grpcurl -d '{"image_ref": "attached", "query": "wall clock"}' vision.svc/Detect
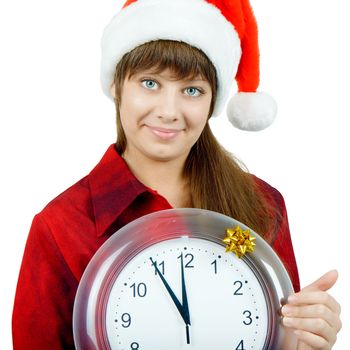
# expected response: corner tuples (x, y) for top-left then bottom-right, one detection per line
(73, 208), (295, 349)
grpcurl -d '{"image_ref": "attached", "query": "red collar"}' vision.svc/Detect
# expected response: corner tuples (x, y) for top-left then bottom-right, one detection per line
(88, 144), (150, 237)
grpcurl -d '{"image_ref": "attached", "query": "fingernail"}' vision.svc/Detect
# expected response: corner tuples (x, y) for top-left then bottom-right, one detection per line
(281, 305), (292, 316)
(283, 317), (294, 326)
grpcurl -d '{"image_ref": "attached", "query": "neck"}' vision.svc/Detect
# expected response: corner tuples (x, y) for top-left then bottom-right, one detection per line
(121, 148), (191, 207)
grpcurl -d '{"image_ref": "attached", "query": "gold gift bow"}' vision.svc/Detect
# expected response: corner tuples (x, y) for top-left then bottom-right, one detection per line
(223, 225), (256, 258)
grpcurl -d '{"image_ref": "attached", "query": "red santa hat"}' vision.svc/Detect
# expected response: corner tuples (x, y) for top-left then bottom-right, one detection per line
(100, 0), (277, 131)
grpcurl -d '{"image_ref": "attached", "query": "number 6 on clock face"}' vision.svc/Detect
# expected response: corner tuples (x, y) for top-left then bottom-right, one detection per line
(73, 208), (294, 349)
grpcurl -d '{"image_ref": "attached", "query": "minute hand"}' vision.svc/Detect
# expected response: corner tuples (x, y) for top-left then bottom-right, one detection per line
(150, 257), (187, 323)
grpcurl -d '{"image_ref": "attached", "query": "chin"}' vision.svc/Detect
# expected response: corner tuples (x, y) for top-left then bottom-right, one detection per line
(149, 153), (177, 162)
(144, 148), (182, 163)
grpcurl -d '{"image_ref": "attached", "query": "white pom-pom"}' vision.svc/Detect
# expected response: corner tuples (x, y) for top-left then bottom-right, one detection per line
(227, 92), (277, 131)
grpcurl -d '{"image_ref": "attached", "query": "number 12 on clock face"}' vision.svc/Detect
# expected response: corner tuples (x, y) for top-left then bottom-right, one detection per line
(105, 237), (270, 350)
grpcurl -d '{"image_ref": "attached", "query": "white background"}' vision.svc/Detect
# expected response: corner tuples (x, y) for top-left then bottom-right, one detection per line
(0, 0), (349, 349)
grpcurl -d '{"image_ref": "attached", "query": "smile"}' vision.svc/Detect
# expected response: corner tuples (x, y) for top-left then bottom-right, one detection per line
(146, 126), (182, 140)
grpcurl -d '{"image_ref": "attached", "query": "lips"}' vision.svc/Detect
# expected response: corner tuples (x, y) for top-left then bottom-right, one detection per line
(146, 125), (183, 140)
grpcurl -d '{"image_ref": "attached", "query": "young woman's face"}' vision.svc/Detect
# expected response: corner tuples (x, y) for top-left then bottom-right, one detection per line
(113, 68), (212, 163)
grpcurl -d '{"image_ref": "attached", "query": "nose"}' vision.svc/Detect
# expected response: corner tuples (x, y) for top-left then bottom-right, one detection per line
(156, 88), (180, 122)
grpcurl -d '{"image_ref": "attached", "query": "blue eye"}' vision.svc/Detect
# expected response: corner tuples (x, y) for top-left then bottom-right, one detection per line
(185, 87), (201, 97)
(141, 79), (157, 89)
(141, 79), (203, 97)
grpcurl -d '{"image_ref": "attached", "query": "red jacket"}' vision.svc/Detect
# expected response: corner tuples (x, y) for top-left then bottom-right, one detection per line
(12, 144), (300, 349)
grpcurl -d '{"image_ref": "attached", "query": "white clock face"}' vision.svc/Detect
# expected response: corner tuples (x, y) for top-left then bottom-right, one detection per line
(105, 236), (269, 350)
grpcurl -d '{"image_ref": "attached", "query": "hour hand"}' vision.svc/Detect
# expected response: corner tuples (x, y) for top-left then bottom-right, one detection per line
(180, 254), (191, 344)
(181, 255), (191, 324)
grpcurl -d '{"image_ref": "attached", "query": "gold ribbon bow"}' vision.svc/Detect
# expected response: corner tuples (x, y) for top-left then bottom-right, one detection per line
(223, 225), (256, 258)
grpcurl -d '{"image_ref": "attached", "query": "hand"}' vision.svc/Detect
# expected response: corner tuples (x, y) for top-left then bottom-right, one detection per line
(150, 256), (192, 344)
(281, 270), (342, 350)
(150, 257), (186, 322)
(180, 253), (191, 344)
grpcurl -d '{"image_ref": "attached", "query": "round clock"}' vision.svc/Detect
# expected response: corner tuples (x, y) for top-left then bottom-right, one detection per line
(73, 208), (295, 350)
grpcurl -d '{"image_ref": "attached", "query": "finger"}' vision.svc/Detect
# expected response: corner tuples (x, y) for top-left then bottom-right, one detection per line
(301, 270), (338, 293)
(294, 329), (336, 350)
(288, 291), (341, 316)
(296, 340), (314, 350)
(283, 317), (337, 346)
(281, 304), (342, 331)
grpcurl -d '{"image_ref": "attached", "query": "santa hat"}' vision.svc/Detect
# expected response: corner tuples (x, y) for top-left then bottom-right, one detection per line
(100, 0), (277, 131)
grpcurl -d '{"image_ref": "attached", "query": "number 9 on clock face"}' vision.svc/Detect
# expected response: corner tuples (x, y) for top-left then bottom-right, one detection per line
(73, 208), (294, 350)
(105, 237), (269, 349)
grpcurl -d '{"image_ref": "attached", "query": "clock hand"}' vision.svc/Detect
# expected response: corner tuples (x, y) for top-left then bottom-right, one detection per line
(180, 254), (191, 344)
(149, 257), (187, 324)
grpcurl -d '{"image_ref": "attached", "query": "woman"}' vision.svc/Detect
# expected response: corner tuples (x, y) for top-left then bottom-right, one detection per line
(12, 0), (341, 349)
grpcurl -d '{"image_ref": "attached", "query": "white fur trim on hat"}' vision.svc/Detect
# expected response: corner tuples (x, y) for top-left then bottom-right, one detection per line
(100, 0), (241, 118)
(227, 92), (277, 131)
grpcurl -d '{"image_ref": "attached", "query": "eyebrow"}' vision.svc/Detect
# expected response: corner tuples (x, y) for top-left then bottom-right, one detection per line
(182, 77), (207, 82)
(137, 71), (207, 83)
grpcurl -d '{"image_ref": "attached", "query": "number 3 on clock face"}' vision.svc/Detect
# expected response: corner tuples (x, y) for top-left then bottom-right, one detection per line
(73, 208), (293, 350)
(105, 237), (269, 349)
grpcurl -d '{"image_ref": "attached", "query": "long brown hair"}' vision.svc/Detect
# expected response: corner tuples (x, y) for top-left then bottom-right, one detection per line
(112, 40), (279, 242)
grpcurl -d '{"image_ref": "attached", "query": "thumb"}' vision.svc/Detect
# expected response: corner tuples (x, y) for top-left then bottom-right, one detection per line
(301, 269), (338, 292)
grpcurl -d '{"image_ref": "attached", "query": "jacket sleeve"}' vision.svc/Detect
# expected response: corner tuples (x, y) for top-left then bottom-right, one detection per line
(271, 193), (301, 292)
(12, 213), (78, 349)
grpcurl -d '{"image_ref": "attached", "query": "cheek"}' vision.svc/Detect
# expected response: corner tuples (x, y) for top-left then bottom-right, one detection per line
(121, 94), (146, 115)
(121, 82), (150, 112)
(187, 95), (211, 124)
(120, 95), (150, 130)
(186, 105), (210, 131)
